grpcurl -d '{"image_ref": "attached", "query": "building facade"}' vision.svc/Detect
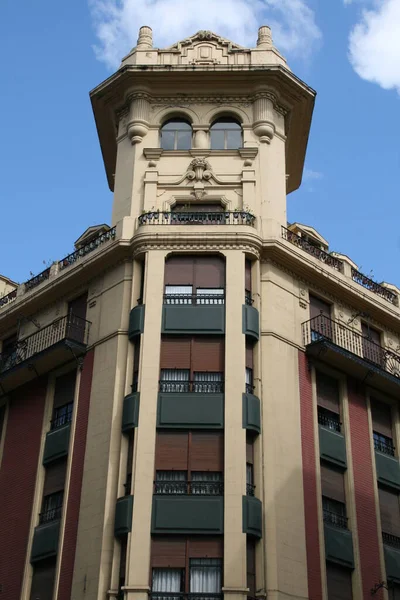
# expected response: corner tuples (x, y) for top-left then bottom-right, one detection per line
(0, 25), (400, 600)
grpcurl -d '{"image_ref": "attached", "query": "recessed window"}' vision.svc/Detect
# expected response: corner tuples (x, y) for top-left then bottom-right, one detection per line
(160, 119), (192, 150)
(210, 118), (242, 150)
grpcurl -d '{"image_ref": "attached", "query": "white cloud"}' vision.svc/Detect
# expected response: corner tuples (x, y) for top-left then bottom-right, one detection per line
(348, 0), (400, 93)
(89, 0), (321, 69)
(303, 168), (323, 181)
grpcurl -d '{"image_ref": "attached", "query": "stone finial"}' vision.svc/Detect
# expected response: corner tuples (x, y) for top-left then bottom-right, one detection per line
(257, 25), (273, 48)
(137, 26), (153, 49)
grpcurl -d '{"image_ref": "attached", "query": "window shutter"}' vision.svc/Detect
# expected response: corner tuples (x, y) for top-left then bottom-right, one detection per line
(361, 323), (381, 345)
(188, 538), (224, 558)
(43, 459), (67, 496)
(321, 464), (345, 503)
(160, 337), (191, 369)
(245, 260), (252, 292)
(155, 432), (189, 470)
(192, 338), (224, 372)
(246, 440), (254, 465)
(53, 370), (77, 409)
(379, 487), (400, 536)
(326, 562), (353, 600)
(246, 539), (256, 597)
(309, 295), (331, 319)
(29, 558), (56, 600)
(371, 399), (393, 438)
(68, 293), (88, 320)
(316, 372), (340, 414)
(194, 256), (225, 288)
(164, 256), (195, 286)
(246, 341), (254, 370)
(190, 432), (224, 471)
(151, 537), (186, 567)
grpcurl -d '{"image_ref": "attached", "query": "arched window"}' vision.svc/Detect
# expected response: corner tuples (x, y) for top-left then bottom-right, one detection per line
(160, 119), (192, 150)
(210, 118), (242, 150)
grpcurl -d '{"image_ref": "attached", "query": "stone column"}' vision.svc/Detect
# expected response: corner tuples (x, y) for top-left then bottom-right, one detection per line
(124, 250), (166, 600)
(127, 93), (151, 145)
(223, 250), (248, 600)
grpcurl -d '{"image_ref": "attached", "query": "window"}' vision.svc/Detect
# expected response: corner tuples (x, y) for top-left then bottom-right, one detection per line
(321, 463), (347, 529)
(374, 432), (395, 456)
(361, 322), (383, 365)
(155, 471), (187, 495)
(152, 568), (183, 599)
(246, 463), (254, 496)
(326, 562), (353, 600)
(245, 368), (254, 395)
(309, 295), (332, 341)
(51, 370), (76, 430)
(29, 558), (57, 600)
(193, 372), (223, 393)
(154, 471), (223, 496)
(164, 256), (225, 304)
(322, 496), (347, 529)
(371, 398), (395, 456)
(51, 402), (73, 430)
(210, 119), (242, 150)
(165, 285), (193, 305)
(190, 558), (222, 594)
(379, 486), (400, 540)
(39, 491), (63, 524)
(161, 119), (192, 150)
(245, 259), (252, 305)
(316, 372), (341, 432)
(160, 369), (190, 393)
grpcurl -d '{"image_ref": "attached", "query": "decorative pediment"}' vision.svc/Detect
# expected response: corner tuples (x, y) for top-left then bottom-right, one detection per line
(164, 30), (248, 65)
(288, 222), (329, 249)
(74, 224), (111, 249)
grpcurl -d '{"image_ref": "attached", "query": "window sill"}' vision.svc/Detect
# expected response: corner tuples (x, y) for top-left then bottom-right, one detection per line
(143, 148), (258, 159)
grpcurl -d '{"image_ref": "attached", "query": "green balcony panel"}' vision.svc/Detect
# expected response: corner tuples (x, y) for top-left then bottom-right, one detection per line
(42, 423), (71, 466)
(319, 426), (347, 469)
(375, 451), (400, 491)
(122, 393), (140, 433)
(151, 496), (224, 534)
(162, 305), (225, 335)
(242, 393), (261, 434)
(128, 305), (145, 340)
(157, 393), (224, 429)
(242, 496), (262, 539)
(242, 305), (259, 341)
(31, 520), (61, 563)
(384, 544), (400, 585)
(324, 524), (354, 569)
(114, 495), (134, 538)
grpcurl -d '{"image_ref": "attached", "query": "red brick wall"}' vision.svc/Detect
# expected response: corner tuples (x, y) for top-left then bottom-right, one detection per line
(298, 351), (323, 599)
(57, 349), (94, 600)
(0, 377), (47, 599)
(347, 378), (383, 599)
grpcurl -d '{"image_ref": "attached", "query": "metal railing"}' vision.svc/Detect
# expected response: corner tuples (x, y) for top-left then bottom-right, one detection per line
(318, 408), (341, 433)
(281, 227), (343, 271)
(374, 434), (395, 457)
(138, 211), (255, 227)
(245, 290), (253, 306)
(38, 504), (63, 525)
(323, 509), (348, 530)
(50, 402), (74, 430)
(0, 288), (17, 308)
(159, 380), (224, 393)
(0, 314), (91, 374)
(59, 226), (116, 270)
(150, 593), (222, 600)
(154, 480), (224, 495)
(302, 315), (400, 379)
(163, 293), (225, 305)
(24, 268), (51, 292)
(245, 383), (255, 395)
(246, 483), (256, 496)
(351, 268), (397, 305)
(382, 531), (400, 549)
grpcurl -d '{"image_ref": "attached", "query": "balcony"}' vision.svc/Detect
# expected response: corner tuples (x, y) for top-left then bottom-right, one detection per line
(43, 421), (71, 466)
(150, 594), (222, 600)
(30, 507), (62, 563)
(162, 293), (225, 335)
(351, 268), (397, 305)
(374, 448), (400, 491)
(151, 480), (224, 534)
(128, 303), (145, 339)
(318, 409), (347, 468)
(242, 391), (261, 435)
(242, 304), (259, 342)
(281, 226), (343, 272)
(138, 210), (255, 227)
(302, 315), (400, 396)
(0, 315), (91, 392)
(114, 495), (134, 538)
(157, 380), (224, 429)
(121, 392), (140, 433)
(242, 495), (262, 539)
(58, 226), (116, 270)
(0, 288), (17, 308)
(383, 532), (400, 584)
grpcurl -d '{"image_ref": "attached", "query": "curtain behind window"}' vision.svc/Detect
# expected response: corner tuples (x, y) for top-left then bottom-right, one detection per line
(190, 558), (222, 594)
(155, 471), (187, 494)
(193, 372), (222, 393)
(191, 472), (223, 495)
(165, 285), (193, 304)
(152, 568), (183, 597)
(160, 369), (190, 392)
(196, 288), (224, 305)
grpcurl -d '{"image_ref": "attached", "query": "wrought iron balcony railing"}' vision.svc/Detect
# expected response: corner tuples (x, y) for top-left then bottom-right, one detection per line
(317, 408), (341, 433)
(281, 227), (343, 271)
(138, 211), (255, 227)
(245, 383), (255, 395)
(302, 315), (400, 379)
(25, 268), (51, 292)
(373, 433), (395, 457)
(245, 290), (253, 306)
(0, 288), (17, 308)
(150, 593), (223, 600)
(382, 531), (400, 549)
(246, 483), (256, 497)
(50, 402), (74, 430)
(351, 268), (397, 305)
(0, 314), (91, 375)
(38, 504), (63, 525)
(154, 480), (224, 495)
(163, 293), (225, 305)
(323, 509), (348, 530)
(159, 380), (224, 394)
(59, 226), (117, 270)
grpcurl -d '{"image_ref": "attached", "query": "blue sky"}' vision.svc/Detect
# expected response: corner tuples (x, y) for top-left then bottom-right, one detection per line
(1, 0), (399, 287)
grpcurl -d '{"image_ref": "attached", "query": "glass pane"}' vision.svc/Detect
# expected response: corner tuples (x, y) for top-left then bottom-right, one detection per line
(163, 120), (191, 131)
(211, 119), (240, 130)
(210, 130), (225, 150)
(155, 471), (187, 494)
(226, 129), (242, 149)
(161, 130), (175, 150)
(152, 568), (183, 592)
(190, 559), (222, 593)
(196, 288), (224, 305)
(165, 285), (193, 304)
(160, 369), (190, 392)
(191, 472), (223, 495)
(176, 130), (192, 150)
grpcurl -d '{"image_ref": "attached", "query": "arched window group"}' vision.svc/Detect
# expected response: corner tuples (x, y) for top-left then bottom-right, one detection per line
(160, 118), (242, 151)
